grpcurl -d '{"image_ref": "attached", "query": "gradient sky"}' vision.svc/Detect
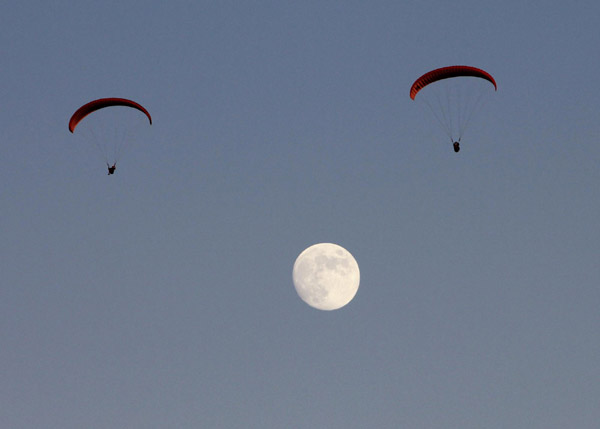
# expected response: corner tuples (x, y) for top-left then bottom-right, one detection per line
(2, 1), (599, 428)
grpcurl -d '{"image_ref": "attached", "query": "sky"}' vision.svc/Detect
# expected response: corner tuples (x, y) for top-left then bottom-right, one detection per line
(2, 1), (599, 427)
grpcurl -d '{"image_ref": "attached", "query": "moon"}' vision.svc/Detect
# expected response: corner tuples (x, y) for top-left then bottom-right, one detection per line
(292, 243), (360, 310)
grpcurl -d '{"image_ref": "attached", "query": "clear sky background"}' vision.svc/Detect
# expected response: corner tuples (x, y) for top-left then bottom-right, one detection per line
(2, 1), (599, 428)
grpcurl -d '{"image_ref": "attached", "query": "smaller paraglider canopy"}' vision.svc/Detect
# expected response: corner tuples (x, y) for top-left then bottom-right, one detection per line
(69, 98), (152, 133)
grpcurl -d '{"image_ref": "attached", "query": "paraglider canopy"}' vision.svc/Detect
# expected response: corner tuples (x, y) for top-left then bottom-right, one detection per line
(68, 98), (152, 171)
(410, 65), (497, 147)
(410, 66), (497, 100)
(69, 98), (152, 133)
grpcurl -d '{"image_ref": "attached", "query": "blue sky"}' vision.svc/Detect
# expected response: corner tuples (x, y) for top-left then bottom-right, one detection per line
(2, 1), (599, 427)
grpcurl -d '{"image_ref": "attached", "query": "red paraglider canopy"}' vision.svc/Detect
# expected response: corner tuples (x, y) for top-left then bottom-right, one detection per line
(410, 66), (497, 100)
(69, 98), (152, 133)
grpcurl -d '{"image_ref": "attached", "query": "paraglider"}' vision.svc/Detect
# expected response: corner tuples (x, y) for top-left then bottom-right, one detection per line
(410, 66), (496, 153)
(69, 98), (152, 173)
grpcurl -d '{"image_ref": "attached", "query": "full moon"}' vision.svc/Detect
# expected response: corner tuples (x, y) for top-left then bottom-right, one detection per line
(292, 243), (360, 311)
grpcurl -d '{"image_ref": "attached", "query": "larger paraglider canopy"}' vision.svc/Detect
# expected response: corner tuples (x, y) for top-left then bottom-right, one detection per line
(69, 98), (152, 133)
(410, 66), (497, 100)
